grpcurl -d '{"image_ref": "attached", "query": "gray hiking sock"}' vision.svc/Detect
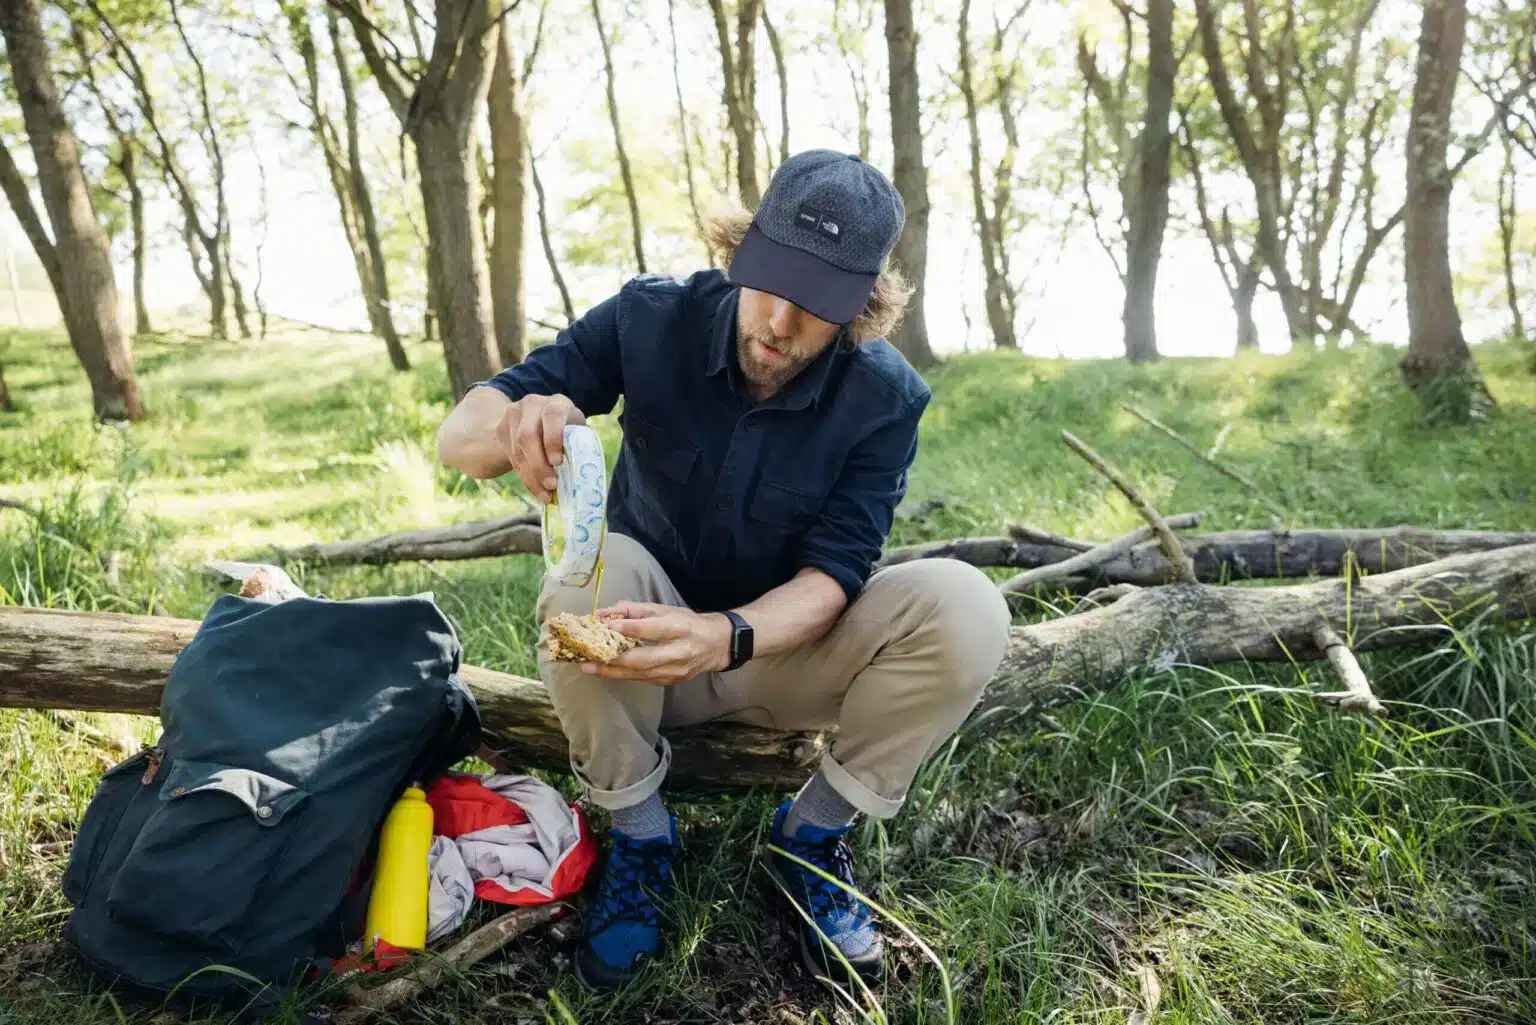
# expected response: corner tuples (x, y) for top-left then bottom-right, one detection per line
(783, 770), (858, 837)
(609, 791), (672, 841)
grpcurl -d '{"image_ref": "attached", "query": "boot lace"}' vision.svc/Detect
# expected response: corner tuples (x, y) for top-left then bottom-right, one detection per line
(587, 833), (672, 932)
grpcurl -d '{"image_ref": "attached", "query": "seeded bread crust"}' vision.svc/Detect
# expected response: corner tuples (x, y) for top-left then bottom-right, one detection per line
(545, 612), (640, 663)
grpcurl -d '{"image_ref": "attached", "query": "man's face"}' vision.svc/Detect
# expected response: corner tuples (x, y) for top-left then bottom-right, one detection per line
(735, 287), (842, 398)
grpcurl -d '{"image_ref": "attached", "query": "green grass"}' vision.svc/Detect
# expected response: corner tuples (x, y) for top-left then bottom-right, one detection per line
(2, 324), (1535, 1024)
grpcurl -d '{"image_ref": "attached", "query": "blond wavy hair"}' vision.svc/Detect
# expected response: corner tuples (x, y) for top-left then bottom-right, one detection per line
(702, 203), (912, 343)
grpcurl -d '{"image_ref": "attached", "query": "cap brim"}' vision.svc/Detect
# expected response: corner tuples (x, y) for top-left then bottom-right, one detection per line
(728, 224), (875, 326)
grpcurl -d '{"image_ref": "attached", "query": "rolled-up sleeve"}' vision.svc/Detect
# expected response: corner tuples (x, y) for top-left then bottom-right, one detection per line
(798, 394), (928, 605)
(477, 293), (624, 417)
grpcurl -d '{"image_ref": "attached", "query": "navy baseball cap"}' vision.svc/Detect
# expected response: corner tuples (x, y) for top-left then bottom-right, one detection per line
(728, 149), (905, 326)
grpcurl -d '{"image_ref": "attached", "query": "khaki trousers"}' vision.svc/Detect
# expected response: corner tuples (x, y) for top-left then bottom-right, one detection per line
(535, 533), (1011, 820)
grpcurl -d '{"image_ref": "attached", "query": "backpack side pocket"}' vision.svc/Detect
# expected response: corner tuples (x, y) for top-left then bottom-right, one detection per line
(104, 760), (309, 952)
(61, 748), (156, 906)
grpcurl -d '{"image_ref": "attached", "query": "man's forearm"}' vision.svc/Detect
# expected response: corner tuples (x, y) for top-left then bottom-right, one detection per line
(729, 567), (849, 661)
(437, 385), (513, 479)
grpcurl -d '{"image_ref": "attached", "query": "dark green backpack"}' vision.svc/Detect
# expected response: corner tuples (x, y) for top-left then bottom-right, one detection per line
(60, 592), (483, 1015)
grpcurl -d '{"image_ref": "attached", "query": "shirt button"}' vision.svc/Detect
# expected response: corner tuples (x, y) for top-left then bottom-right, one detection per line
(256, 806), (274, 820)
(169, 786), (186, 797)
(635, 436), (648, 450)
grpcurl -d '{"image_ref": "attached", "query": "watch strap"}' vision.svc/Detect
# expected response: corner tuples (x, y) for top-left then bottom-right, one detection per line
(720, 610), (753, 671)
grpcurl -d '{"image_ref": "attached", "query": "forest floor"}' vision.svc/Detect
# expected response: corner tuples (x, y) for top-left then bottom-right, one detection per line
(3, 323), (1536, 1024)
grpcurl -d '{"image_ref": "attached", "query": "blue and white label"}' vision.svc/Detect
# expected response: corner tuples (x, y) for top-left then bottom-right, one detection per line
(542, 425), (607, 587)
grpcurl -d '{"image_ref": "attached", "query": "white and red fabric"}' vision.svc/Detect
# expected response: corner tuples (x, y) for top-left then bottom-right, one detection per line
(422, 773), (597, 938)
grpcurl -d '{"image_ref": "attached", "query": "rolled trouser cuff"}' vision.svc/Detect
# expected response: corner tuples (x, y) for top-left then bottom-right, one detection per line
(819, 752), (904, 820)
(572, 736), (671, 811)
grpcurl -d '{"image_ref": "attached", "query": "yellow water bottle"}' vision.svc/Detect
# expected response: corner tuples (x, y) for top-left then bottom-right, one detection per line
(364, 785), (433, 954)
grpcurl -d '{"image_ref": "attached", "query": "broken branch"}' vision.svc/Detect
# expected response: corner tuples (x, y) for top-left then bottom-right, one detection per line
(1061, 430), (1199, 584)
(1122, 404), (1289, 525)
(1005, 523), (1097, 552)
(1311, 623), (1386, 715)
(339, 903), (566, 1022)
(999, 512), (1203, 596)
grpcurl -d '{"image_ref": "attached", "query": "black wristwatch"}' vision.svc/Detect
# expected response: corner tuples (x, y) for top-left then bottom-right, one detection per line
(719, 610), (754, 671)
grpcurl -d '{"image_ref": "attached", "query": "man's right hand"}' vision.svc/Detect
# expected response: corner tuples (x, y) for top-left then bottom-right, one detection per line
(498, 393), (586, 504)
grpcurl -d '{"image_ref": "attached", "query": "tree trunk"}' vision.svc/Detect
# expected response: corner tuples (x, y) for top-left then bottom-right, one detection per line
(328, 7), (406, 369)
(170, 0), (243, 342)
(123, 142), (151, 336)
(590, 0), (647, 273)
(0, 0), (143, 421)
(7, 543), (1536, 791)
(707, 0), (762, 208)
(330, 0), (499, 399)
(958, 0), (1012, 350)
(488, 17), (529, 368)
(226, 237), (252, 341)
(669, 0), (708, 258)
(762, 3), (789, 165)
(883, 0), (936, 368)
(530, 147), (576, 323)
(1400, 0), (1491, 422)
(1497, 132), (1525, 342)
(1122, 0), (1175, 365)
(1234, 262), (1260, 350)
(417, 120), (501, 401)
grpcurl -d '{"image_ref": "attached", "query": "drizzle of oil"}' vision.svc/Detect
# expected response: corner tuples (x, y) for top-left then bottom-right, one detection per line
(590, 557), (605, 619)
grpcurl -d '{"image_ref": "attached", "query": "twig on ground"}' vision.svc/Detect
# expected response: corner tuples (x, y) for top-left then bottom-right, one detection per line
(1207, 422), (1233, 459)
(999, 512), (1202, 596)
(1311, 624), (1386, 715)
(338, 903), (567, 1021)
(1006, 523), (1096, 552)
(0, 497), (41, 517)
(1123, 404), (1289, 525)
(1061, 430), (1199, 584)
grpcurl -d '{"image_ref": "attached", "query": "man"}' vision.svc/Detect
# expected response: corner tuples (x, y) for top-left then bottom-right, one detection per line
(437, 150), (1010, 990)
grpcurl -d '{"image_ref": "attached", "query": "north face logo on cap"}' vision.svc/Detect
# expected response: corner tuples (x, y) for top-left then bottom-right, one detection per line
(796, 203), (843, 244)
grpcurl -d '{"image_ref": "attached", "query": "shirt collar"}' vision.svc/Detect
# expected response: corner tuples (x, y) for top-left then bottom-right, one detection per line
(709, 286), (849, 410)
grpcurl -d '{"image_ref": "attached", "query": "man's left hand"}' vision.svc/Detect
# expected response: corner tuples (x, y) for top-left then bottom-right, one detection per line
(580, 602), (733, 685)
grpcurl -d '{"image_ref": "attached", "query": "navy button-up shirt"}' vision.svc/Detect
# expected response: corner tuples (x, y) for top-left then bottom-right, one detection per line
(479, 269), (930, 612)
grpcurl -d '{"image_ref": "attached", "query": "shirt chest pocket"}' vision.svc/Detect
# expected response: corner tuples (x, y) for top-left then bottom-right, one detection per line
(622, 412), (700, 523)
(748, 480), (824, 533)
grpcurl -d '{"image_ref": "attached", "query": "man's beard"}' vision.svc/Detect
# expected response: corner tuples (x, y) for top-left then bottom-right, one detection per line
(736, 324), (819, 395)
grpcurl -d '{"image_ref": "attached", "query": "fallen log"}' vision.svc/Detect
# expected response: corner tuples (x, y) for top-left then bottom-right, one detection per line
(973, 541), (1536, 723)
(3, 544), (1533, 791)
(0, 605), (826, 793)
(881, 526), (1536, 592)
(253, 512), (542, 567)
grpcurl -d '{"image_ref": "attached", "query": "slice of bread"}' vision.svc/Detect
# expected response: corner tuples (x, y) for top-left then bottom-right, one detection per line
(545, 612), (640, 664)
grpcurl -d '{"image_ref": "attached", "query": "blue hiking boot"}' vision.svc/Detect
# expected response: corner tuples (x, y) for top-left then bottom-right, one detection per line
(573, 818), (679, 991)
(766, 799), (885, 984)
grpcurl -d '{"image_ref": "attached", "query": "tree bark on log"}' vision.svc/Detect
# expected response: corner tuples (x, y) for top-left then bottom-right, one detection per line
(5, 544), (1534, 792)
(253, 513), (542, 566)
(884, 526), (1536, 591)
